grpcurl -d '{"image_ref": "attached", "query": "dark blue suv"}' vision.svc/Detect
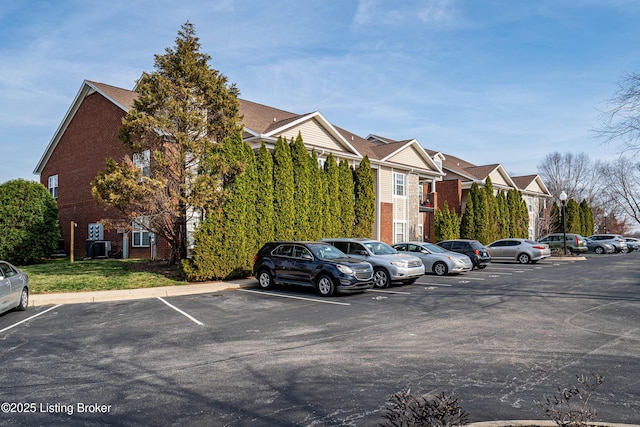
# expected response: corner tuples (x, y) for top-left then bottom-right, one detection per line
(253, 241), (374, 296)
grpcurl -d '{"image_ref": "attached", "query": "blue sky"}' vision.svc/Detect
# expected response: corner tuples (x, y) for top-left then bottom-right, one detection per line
(2, 0), (640, 184)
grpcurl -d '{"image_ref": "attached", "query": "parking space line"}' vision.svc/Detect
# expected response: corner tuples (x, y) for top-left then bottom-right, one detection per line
(367, 289), (412, 295)
(239, 289), (351, 306)
(0, 304), (62, 334)
(423, 283), (453, 287)
(157, 297), (204, 325)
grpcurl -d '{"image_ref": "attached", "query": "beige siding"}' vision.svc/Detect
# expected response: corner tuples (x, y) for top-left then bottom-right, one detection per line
(489, 170), (510, 187)
(525, 180), (545, 195)
(387, 145), (435, 171)
(379, 167), (393, 203)
(279, 119), (349, 154)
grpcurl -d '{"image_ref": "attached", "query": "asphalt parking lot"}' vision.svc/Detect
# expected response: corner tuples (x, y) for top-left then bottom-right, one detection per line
(1, 252), (639, 426)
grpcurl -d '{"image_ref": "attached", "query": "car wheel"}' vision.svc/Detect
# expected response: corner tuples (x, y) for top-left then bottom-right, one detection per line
(373, 268), (390, 288)
(257, 269), (274, 290)
(17, 287), (28, 311)
(433, 262), (448, 276)
(517, 253), (530, 264)
(594, 246), (604, 254)
(316, 275), (335, 297)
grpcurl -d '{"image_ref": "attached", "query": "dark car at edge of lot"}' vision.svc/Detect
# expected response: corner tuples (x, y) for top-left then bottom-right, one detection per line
(0, 260), (29, 315)
(253, 241), (374, 297)
(436, 239), (491, 269)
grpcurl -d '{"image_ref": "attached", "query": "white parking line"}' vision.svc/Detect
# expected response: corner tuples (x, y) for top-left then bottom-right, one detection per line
(423, 283), (453, 287)
(158, 297), (204, 325)
(0, 304), (62, 333)
(367, 289), (412, 295)
(239, 289), (351, 306)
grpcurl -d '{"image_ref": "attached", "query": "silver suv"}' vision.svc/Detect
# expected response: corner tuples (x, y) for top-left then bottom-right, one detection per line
(587, 234), (628, 253)
(321, 238), (425, 288)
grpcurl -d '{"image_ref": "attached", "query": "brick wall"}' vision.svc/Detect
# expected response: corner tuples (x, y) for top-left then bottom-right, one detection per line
(380, 202), (393, 244)
(437, 180), (462, 213)
(40, 92), (171, 260)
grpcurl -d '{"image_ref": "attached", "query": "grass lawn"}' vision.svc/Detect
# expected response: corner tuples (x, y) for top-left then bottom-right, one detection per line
(21, 258), (187, 294)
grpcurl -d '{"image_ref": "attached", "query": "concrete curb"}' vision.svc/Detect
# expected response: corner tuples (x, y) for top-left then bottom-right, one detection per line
(29, 278), (257, 307)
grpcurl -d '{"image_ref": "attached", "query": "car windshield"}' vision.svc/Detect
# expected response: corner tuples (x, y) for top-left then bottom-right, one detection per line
(308, 244), (347, 260)
(364, 241), (397, 255)
(422, 243), (447, 253)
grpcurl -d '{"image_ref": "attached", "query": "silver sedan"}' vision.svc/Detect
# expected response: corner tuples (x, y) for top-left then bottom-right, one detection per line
(0, 261), (29, 315)
(392, 242), (473, 276)
(487, 238), (551, 264)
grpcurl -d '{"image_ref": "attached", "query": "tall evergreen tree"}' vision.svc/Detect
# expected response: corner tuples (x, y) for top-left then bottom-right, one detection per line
(290, 134), (311, 239)
(460, 193), (476, 239)
(580, 199), (594, 237)
(353, 156), (375, 238)
(472, 183), (489, 243)
(324, 154), (341, 237)
(183, 133), (251, 280)
(273, 136), (295, 239)
(550, 201), (561, 234)
(92, 22), (241, 265)
(338, 160), (355, 237)
(309, 150), (328, 239)
(434, 201), (459, 241)
(566, 198), (582, 234)
(496, 190), (510, 238)
(255, 142), (274, 246)
(483, 177), (500, 243)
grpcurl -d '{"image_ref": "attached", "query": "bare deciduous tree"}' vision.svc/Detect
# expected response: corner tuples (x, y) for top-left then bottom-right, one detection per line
(597, 157), (640, 229)
(537, 152), (599, 202)
(596, 72), (640, 155)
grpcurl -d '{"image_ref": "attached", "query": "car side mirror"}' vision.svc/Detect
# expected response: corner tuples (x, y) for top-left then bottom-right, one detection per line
(421, 250), (429, 254)
(357, 250), (368, 256)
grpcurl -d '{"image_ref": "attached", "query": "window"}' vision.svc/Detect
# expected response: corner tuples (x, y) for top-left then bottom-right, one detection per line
(48, 175), (58, 199)
(527, 197), (534, 213)
(132, 217), (150, 247)
(393, 173), (406, 196)
(133, 150), (151, 177)
(393, 221), (407, 244)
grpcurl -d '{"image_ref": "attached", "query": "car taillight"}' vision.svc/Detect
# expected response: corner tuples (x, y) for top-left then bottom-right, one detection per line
(533, 245), (546, 250)
(253, 255), (259, 263)
(574, 235), (580, 244)
(473, 249), (480, 255)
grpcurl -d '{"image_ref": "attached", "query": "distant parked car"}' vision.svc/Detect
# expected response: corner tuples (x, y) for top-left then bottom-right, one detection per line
(487, 238), (551, 264)
(623, 237), (639, 252)
(538, 233), (588, 254)
(587, 234), (628, 253)
(436, 239), (491, 269)
(392, 242), (473, 276)
(584, 238), (615, 254)
(252, 241), (374, 296)
(321, 238), (425, 288)
(0, 261), (29, 315)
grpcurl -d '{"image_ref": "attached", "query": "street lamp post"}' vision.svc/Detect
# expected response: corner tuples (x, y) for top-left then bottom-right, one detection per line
(604, 211), (608, 234)
(559, 191), (568, 256)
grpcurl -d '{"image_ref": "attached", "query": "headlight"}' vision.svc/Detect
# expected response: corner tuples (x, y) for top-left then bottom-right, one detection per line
(390, 261), (408, 268)
(336, 264), (354, 275)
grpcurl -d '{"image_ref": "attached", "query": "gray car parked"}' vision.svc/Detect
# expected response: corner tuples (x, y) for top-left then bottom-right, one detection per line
(587, 234), (628, 253)
(487, 238), (551, 264)
(321, 238), (425, 288)
(0, 261), (29, 315)
(392, 242), (473, 276)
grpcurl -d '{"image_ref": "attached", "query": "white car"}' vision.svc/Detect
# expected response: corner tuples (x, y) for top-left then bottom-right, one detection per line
(393, 242), (473, 276)
(0, 261), (29, 315)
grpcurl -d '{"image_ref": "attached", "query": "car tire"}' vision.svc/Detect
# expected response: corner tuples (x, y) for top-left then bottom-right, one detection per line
(16, 287), (28, 311)
(433, 262), (448, 276)
(373, 268), (390, 288)
(257, 269), (274, 290)
(477, 264), (487, 269)
(316, 275), (335, 297)
(517, 253), (530, 264)
(594, 246), (604, 254)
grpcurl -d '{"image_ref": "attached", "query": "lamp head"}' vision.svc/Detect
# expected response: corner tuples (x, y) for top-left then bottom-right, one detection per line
(559, 190), (567, 202)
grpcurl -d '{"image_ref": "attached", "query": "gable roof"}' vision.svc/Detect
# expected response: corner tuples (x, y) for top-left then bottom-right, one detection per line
(512, 174), (551, 197)
(35, 79), (443, 179)
(34, 80), (134, 175)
